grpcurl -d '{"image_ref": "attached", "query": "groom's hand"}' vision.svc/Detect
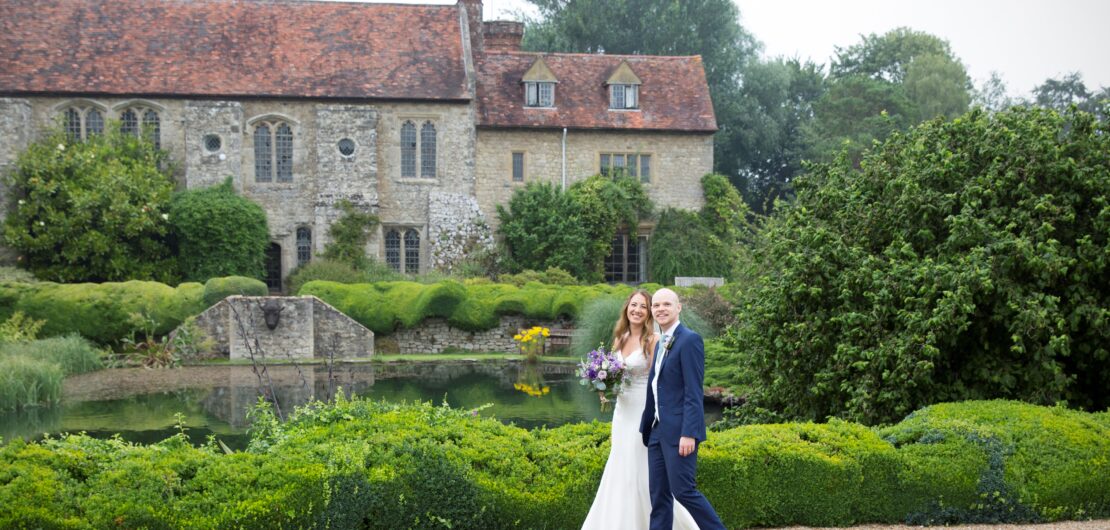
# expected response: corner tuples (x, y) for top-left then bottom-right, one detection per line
(678, 436), (695, 457)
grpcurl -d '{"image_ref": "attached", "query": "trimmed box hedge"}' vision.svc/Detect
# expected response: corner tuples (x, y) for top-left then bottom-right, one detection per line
(0, 399), (1105, 528)
(299, 280), (664, 335)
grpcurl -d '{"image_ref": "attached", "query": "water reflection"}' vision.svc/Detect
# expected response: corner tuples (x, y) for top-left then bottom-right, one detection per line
(1, 362), (722, 450)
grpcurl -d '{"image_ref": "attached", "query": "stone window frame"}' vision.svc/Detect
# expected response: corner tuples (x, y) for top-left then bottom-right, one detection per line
(511, 151), (526, 182)
(113, 100), (165, 150)
(382, 225), (422, 274)
(296, 226), (312, 267)
(248, 113), (300, 184)
(55, 100), (108, 141)
(599, 151), (653, 183)
(399, 116), (439, 180)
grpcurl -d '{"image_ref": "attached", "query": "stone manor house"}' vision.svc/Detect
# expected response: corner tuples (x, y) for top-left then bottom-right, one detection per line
(0, 0), (716, 289)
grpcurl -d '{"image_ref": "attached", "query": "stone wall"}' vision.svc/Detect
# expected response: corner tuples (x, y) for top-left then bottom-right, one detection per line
(474, 129), (714, 232)
(0, 98), (32, 264)
(386, 315), (573, 354)
(191, 295), (374, 360)
(427, 191), (494, 272)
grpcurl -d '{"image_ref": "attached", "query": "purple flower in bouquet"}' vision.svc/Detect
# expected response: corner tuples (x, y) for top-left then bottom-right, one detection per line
(576, 345), (628, 411)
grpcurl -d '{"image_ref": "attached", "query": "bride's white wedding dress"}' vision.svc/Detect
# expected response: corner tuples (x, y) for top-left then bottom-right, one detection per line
(581, 348), (700, 530)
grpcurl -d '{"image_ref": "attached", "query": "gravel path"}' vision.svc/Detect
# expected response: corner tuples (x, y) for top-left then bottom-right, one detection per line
(770, 521), (1110, 530)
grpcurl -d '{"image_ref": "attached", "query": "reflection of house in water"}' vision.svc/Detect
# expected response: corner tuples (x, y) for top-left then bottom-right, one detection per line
(201, 365), (378, 428)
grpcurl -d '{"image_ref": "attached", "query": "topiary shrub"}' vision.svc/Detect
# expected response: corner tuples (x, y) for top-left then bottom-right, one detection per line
(202, 276), (269, 307)
(287, 259), (368, 295)
(168, 178), (269, 282)
(0, 280), (206, 344)
(3, 128), (178, 283)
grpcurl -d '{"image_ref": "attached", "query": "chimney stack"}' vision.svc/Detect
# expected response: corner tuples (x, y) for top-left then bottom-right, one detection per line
(458, 0), (483, 52)
(483, 21), (524, 52)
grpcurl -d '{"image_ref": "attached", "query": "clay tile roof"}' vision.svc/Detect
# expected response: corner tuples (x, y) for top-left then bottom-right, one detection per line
(0, 0), (471, 101)
(477, 51), (716, 133)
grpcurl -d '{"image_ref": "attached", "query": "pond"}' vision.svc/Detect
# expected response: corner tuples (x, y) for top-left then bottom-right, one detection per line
(0, 361), (723, 450)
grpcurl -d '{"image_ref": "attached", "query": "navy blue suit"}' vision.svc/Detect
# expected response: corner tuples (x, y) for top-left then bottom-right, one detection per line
(640, 323), (725, 530)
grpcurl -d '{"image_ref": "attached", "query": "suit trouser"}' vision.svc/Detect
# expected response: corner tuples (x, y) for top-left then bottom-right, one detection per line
(647, 426), (727, 530)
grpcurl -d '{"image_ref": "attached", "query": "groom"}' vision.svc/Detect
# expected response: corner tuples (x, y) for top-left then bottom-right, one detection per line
(640, 288), (726, 530)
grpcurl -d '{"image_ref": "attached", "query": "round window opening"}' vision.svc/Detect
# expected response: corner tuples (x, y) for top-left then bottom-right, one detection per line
(338, 138), (356, 157)
(204, 134), (222, 153)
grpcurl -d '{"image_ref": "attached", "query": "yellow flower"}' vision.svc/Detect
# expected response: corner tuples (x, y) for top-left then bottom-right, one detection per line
(513, 334), (522, 341)
(541, 329), (550, 337)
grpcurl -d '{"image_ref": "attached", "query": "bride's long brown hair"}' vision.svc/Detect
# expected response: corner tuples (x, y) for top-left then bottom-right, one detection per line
(612, 290), (654, 353)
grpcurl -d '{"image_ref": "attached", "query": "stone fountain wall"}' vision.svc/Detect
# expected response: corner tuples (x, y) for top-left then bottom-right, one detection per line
(192, 295), (374, 360)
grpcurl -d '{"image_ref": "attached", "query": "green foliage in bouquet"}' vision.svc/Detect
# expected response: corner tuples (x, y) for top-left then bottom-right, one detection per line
(3, 127), (178, 283)
(728, 106), (1110, 425)
(168, 178), (270, 282)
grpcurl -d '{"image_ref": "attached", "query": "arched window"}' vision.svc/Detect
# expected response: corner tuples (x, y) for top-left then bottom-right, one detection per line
(64, 108), (82, 140)
(404, 229), (420, 274)
(119, 107), (161, 150)
(296, 227), (312, 267)
(385, 229), (401, 271)
(120, 109), (139, 137)
(85, 109), (104, 136)
(420, 122), (436, 178)
(254, 125), (272, 182)
(142, 109), (161, 150)
(254, 120), (294, 183)
(400, 121), (416, 178)
(61, 105), (106, 141)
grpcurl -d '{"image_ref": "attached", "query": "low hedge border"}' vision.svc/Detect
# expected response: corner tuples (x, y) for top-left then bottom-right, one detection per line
(0, 399), (1105, 528)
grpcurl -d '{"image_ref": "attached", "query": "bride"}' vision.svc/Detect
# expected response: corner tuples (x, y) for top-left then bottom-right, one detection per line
(581, 290), (699, 529)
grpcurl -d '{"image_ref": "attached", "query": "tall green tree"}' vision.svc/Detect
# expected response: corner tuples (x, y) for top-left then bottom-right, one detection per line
(1032, 72), (1091, 111)
(726, 58), (826, 213)
(972, 71), (1015, 112)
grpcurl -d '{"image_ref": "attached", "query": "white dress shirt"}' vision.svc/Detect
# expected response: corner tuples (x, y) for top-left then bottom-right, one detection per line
(653, 320), (680, 423)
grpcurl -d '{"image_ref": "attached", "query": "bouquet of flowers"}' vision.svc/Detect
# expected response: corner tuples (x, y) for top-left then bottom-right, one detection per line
(576, 346), (627, 411)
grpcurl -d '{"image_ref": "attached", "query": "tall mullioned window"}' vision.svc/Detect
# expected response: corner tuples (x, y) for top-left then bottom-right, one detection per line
(401, 121), (417, 177)
(120, 107), (161, 150)
(384, 227), (421, 273)
(62, 105), (105, 141)
(296, 227), (312, 267)
(254, 120), (294, 183)
(420, 121), (436, 178)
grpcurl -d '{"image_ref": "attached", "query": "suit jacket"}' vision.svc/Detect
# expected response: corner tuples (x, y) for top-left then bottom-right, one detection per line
(640, 323), (707, 446)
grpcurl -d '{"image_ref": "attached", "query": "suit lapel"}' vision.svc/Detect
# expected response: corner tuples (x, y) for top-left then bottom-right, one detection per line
(659, 323), (683, 373)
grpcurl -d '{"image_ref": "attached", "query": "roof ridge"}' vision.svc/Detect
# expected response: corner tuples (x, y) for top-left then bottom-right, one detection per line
(482, 50), (703, 61)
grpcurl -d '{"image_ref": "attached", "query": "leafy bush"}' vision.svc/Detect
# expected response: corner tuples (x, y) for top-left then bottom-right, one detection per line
(680, 287), (737, 335)
(566, 175), (653, 282)
(202, 275), (269, 307)
(320, 200), (380, 270)
(497, 182), (593, 280)
(498, 267), (579, 287)
(168, 178), (269, 282)
(649, 208), (730, 285)
(0, 279), (206, 344)
(3, 128), (178, 283)
(729, 106), (1110, 425)
(0, 311), (44, 343)
(287, 258), (368, 295)
(0, 399), (1104, 528)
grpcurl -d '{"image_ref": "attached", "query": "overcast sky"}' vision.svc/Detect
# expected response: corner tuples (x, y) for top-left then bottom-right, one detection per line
(363, 0), (1110, 99)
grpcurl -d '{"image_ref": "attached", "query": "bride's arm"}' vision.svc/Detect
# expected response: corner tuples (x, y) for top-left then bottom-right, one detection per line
(646, 333), (659, 365)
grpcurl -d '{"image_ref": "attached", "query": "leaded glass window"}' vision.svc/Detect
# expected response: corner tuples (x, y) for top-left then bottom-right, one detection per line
(385, 229), (401, 271)
(142, 109), (161, 150)
(420, 122), (436, 178)
(400, 121), (416, 177)
(538, 82), (554, 107)
(64, 108), (81, 140)
(610, 84), (638, 109)
(85, 109), (104, 137)
(524, 82), (555, 107)
(404, 229), (420, 274)
(296, 227), (312, 267)
(275, 123), (293, 182)
(512, 152), (524, 182)
(605, 232), (648, 284)
(120, 109), (139, 137)
(600, 153), (652, 181)
(610, 84), (625, 109)
(254, 125), (272, 182)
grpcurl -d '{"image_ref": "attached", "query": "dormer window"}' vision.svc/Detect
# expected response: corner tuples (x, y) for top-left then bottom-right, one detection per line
(606, 60), (643, 111)
(610, 84), (638, 109)
(525, 82), (555, 107)
(522, 56), (558, 109)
